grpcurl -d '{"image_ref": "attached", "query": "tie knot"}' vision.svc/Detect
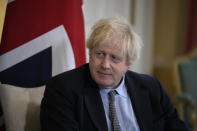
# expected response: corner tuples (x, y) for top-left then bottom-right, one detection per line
(108, 90), (117, 100)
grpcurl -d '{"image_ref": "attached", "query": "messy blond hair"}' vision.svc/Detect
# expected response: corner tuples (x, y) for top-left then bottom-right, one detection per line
(87, 17), (142, 65)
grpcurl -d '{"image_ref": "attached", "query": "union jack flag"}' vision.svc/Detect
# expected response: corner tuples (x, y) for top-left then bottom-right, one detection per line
(0, 0), (86, 130)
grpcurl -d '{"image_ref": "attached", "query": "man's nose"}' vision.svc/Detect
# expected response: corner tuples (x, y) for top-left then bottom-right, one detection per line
(101, 56), (110, 69)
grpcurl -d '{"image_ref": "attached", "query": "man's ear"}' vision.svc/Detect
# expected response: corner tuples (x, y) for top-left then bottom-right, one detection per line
(126, 63), (131, 70)
(127, 66), (131, 70)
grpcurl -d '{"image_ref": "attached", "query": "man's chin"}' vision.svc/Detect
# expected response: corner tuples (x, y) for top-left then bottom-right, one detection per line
(97, 82), (115, 89)
(93, 77), (116, 88)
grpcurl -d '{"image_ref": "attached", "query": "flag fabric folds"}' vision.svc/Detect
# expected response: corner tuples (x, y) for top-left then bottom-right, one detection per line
(0, 0), (86, 130)
(0, 0), (86, 87)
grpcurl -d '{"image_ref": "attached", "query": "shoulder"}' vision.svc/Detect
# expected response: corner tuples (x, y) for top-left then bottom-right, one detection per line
(125, 70), (161, 86)
(53, 64), (88, 82)
(125, 70), (166, 98)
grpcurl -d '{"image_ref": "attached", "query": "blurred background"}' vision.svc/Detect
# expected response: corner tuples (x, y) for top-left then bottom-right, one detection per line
(0, 0), (197, 130)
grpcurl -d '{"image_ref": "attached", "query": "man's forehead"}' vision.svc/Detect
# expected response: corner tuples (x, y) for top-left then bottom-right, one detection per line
(95, 43), (125, 57)
(100, 37), (123, 48)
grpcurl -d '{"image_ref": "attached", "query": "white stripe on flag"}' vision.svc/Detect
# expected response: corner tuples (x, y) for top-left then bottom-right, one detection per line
(8, 0), (15, 3)
(0, 25), (75, 76)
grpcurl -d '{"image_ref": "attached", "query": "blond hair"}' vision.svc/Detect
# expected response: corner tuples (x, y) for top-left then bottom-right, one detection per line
(87, 17), (142, 65)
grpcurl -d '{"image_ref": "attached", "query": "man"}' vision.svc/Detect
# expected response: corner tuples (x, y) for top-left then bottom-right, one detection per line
(40, 18), (190, 131)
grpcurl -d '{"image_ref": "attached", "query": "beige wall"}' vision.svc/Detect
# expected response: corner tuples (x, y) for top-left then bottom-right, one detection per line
(131, 0), (155, 74)
(153, 0), (189, 115)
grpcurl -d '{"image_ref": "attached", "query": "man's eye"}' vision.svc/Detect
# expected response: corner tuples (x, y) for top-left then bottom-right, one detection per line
(95, 52), (104, 58)
(111, 55), (121, 63)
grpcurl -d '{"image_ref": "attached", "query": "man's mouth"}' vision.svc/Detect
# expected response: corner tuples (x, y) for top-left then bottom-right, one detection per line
(97, 71), (111, 76)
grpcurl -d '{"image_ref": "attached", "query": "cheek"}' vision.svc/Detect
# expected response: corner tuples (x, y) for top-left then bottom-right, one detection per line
(90, 56), (100, 66)
(113, 66), (129, 76)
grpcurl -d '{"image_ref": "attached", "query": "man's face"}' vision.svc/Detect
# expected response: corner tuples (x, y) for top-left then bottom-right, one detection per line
(89, 40), (130, 89)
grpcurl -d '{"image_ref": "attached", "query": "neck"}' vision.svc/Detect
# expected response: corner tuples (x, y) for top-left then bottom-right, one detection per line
(99, 77), (124, 89)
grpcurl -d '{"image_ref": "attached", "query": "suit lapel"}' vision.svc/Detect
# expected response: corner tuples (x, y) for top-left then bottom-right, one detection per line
(84, 80), (108, 131)
(125, 74), (153, 131)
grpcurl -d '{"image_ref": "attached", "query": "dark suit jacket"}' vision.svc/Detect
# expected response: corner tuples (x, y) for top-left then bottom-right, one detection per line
(40, 64), (189, 131)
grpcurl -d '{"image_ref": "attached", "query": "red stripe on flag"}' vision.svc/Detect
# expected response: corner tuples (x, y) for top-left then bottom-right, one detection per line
(185, 0), (197, 53)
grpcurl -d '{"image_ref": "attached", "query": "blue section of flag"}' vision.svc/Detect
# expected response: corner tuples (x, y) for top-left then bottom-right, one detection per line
(0, 47), (52, 87)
